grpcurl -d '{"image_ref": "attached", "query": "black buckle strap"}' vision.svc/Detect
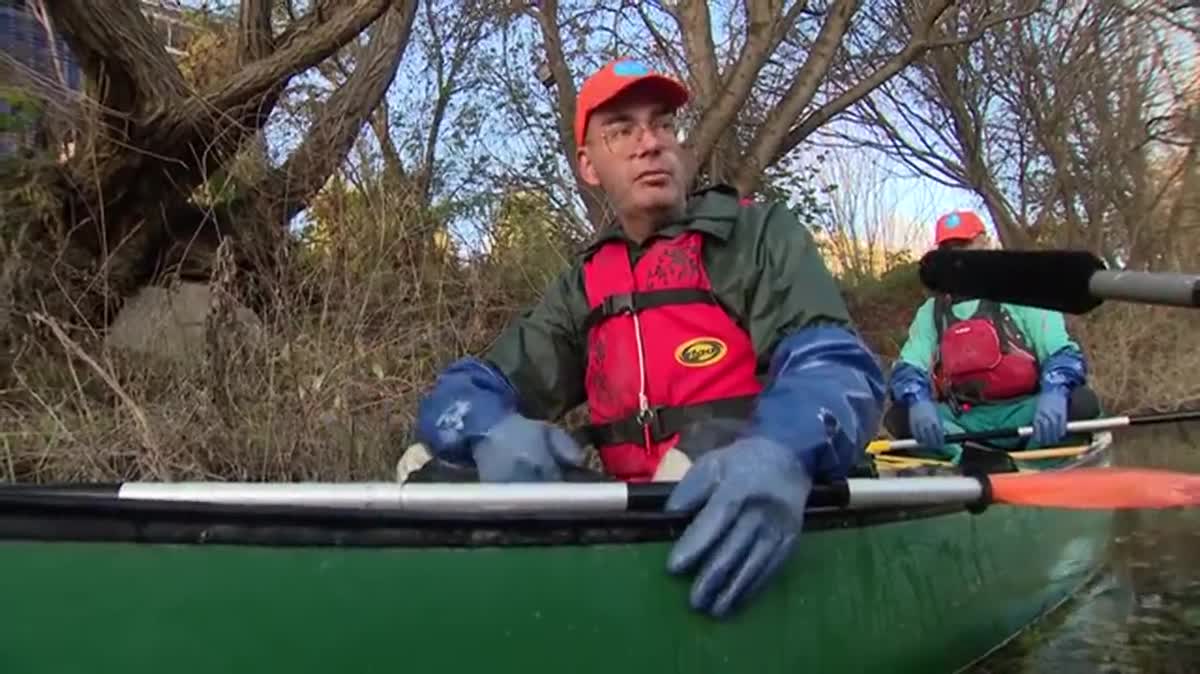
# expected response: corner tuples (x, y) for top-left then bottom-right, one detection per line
(582, 289), (718, 332)
(579, 395), (758, 447)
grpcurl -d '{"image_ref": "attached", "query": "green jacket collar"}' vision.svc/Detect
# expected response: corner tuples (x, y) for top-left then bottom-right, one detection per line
(579, 183), (742, 257)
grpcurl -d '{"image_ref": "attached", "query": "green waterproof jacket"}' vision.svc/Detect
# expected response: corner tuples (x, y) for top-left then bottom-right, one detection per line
(481, 184), (854, 421)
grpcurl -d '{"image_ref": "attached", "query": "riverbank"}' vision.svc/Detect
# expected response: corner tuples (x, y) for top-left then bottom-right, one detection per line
(2, 255), (1198, 483)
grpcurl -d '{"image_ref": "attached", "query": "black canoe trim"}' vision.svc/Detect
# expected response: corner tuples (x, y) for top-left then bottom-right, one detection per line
(0, 491), (961, 548)
(0, 440), (1109, 549)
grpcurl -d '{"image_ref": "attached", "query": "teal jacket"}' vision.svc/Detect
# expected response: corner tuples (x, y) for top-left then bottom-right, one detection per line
(888, 297), (1088, 406)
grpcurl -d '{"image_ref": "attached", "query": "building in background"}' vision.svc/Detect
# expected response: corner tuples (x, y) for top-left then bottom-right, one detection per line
(0, 0), (80, 157)
(0, 0), (197, 158)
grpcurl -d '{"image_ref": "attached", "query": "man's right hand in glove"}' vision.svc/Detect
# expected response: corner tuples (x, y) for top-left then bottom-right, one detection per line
(908, 399), (946, 449)
(470, 413), (587, 482)
(414, 357), (586, 482)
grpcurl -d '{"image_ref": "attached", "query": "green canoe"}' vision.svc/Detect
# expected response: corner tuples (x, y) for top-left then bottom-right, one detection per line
(0, 433), (1114, 674)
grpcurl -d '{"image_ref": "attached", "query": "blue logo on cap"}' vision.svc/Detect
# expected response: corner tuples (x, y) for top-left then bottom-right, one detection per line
(613, 60), (650, 77)
(945, 213), (961, 228)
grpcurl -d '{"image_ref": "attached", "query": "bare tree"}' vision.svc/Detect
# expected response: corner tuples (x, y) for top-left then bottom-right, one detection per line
(512, 0), (1035, 228)
(812, 150), (929, 284)
(2, 0), (418, 330)
(838, 0), (1197, 265)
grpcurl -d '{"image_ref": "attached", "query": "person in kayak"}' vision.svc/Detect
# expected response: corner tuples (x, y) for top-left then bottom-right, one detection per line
(408, 58), (886, 619)
(885, 210), (1101, 462)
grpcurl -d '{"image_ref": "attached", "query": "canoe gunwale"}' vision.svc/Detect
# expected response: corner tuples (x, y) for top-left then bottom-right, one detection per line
(0, 433), (1113, 549)
(0, 491), (972, 548)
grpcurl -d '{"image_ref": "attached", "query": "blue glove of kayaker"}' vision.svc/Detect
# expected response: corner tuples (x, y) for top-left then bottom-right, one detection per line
(414, 356), (586, 482)
(471, 413), (587, 482)
(1030, 346), (1087, 447)
(1031, 387), (1068, 447)
(665, 435), (811, 618)
(908, 399), (945, 449)
(664, 326), (885, 619)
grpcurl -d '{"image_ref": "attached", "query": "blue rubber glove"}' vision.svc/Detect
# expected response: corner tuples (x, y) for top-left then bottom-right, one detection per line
(1030, 346), (1086, 447)
(665, 436), (811, 618)
(888, 360), (935, 406)
(414, 356), (586, 481)
(664, 325), (885, 619)
(888, 361), (945, 448)
(1031, 387), (1068, 446)
(908, 399), (945, 449)
(470, 413), (587, 482)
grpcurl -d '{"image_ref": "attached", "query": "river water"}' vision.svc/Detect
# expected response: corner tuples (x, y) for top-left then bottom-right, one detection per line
(970, 422), (1200, 673)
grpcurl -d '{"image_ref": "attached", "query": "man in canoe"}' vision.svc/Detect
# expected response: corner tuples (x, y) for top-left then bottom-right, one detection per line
(885, 210), (1101, 462)
(407, 58), (886, 619)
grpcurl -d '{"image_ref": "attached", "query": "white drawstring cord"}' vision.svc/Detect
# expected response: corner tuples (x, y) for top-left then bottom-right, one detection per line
(632, 311), (650, 422)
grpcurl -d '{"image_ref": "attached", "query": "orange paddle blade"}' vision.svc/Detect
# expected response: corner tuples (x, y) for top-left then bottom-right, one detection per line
(990, 468), (1200, 509)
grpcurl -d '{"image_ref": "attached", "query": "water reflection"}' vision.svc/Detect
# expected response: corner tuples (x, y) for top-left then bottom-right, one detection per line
(970, 423), (1200, 673)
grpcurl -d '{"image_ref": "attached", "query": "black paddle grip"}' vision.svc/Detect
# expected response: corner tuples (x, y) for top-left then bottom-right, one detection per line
(626, 481), (850, 512)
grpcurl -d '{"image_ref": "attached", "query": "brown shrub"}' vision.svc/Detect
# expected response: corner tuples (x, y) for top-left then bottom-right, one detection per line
(1071, 304), (1200, 414)
(0, 186), (559, 482)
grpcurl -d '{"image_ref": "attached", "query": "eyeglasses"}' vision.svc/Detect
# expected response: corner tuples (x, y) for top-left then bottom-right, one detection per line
(597, 117), (680, 156)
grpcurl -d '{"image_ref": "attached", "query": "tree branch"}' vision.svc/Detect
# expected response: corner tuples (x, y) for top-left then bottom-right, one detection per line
(635, 3), (686, 82)
(369, 103), (409, 186)
(779, 3), (1038, 163)
(237, 0), (277, 65)
(732, 0), (860, 194)
(417, 2), (488, 204)
(275, 0), (340, 50)
(530, 0), (579, 164)
(683, 0), (794, 183)
(188, 0), (394, 117)
(47, 0), (191, 117)
(257, 1), (418, 227)
(529, 0), (607, 226)
(668, 0), (720, 104)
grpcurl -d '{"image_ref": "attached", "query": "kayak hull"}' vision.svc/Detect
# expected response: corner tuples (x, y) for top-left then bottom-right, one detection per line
(0, 436), (1114, 673)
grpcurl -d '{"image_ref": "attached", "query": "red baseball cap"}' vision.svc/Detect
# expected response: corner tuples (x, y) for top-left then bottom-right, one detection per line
(574, 58), (689, 148)
(934, 210), (987, 246)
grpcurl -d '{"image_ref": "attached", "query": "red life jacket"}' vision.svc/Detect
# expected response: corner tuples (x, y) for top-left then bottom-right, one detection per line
(579, 230), (762, 481)
(931, 296), (1040, 404)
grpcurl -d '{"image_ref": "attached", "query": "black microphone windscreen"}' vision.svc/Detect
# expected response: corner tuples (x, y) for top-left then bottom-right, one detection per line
(918, 249), (1105, 314)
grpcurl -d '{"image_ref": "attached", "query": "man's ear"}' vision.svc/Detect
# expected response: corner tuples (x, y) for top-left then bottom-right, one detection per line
(577, 146), (602, 187)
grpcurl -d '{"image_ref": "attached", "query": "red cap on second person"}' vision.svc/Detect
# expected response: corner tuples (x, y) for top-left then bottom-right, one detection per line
(934, 210), (987, 246)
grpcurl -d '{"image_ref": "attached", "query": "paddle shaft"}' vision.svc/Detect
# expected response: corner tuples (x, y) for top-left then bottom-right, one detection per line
(1089, 269), (1200, 309)
(0, 477), (989, 514)
(871, 409), (1200, 452)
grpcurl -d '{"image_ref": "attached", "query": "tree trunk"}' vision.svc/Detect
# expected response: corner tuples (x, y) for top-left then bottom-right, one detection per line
(15, 0), (415, 329)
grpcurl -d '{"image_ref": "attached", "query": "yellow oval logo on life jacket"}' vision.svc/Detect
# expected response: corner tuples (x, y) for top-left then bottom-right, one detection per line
(675, 337), (728, 367)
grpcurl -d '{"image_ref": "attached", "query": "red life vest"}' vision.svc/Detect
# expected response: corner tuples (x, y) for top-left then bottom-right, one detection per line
(931, 296), (1039, 404)
(579, 230), (762, 481)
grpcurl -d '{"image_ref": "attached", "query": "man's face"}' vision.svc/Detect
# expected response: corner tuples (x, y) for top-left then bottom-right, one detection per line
(940, 233), (992, 251)
(577, 85), (688, 219)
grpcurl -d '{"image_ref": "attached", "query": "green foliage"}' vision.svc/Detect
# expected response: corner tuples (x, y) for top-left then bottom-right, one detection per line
(839, 259), (926, 362)
(488, 189), (573, 295)
(760, 153), (834, 230)
(0, 87), (42, 133)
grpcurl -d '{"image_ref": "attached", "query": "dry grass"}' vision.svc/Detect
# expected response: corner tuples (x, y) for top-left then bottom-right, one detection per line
(0, 183), (549, 483)
(1072, 303), (1200, 414)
